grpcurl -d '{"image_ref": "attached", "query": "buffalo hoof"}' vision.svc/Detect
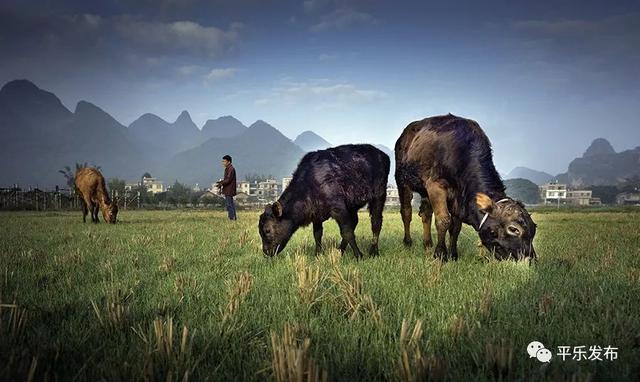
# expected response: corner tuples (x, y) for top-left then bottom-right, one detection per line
(403, 237), (413, 247)
(423, 240), (433, 249)
(434, 246), (448, 261)
(369, 245), (379, 257)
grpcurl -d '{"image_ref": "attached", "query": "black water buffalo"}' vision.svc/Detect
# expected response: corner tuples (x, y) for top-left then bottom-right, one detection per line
(395, 114), (536, 261)
(259, 144), (390, 258)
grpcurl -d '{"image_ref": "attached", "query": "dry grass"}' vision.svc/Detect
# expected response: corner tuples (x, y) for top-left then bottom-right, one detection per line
(0, 300), (28, 341)
(159, 255), (176, 274)
(270, 323), (328, 382)
(293, 255), (328, 310)
(397, 319), (446, 382)
(329, 267), (382, 325)
(484, 339), (514, 379)
(220, 271), (254, 330)
(90, 274), (134, 330)
(133, 316), (195, 382)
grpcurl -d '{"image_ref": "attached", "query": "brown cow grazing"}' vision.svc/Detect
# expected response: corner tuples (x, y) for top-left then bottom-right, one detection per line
(395, 114), (536, 261)
(75, 167), (118, 224)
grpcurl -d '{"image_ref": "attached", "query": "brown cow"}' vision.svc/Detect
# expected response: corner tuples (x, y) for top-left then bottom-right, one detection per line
(395, 114), (536, 261)
(75, 167), (118, 224)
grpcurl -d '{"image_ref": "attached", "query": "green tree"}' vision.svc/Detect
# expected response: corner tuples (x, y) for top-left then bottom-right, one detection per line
(619, 176), (640, 193)
(244, 173), (275, 182)
(167, 181), (192, 206)
(589, 185), (618, 204)
(504, 178), (540, 204)
(108, 178), (126, 197)
(58, 162), (101, 189)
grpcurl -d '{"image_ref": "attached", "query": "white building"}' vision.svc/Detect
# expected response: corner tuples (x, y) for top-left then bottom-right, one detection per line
(540, 182), (600, 206)
(566, 190), (592, 206)
(282, 177), (293, 194)
(540, 182), (567, 204)
(385, 185), (400, 206)
(236, 181), (251, 195)
(257, 179), (279, 200)
(616, 192), (640, 205)
(125, 176), (165, 194)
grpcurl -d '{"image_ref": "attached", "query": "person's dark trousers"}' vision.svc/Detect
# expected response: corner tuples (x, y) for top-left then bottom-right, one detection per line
(225, 195), (237, 220)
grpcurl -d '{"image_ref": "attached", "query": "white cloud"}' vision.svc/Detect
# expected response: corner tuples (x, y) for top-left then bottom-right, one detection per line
(176, 65), (201, 76)
(318, 53), (337, 61)
(114, 17), (242, 57)
(205, 67), (238, 83)
(256, 78), (386, 109)
(310, 8), (376, 32)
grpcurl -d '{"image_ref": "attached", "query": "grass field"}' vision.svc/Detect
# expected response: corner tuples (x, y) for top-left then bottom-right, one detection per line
(1, 208), (639, 381)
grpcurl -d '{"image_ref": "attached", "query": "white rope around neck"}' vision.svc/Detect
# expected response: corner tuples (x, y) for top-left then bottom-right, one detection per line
(478, 198), (510, 230)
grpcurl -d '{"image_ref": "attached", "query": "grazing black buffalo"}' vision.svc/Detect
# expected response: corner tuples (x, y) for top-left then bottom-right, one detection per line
(395, 114), (537, 261)
(259, 144), (390, 258)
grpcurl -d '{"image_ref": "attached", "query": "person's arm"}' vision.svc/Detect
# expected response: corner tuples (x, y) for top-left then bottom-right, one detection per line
(220, 167), (234, 186)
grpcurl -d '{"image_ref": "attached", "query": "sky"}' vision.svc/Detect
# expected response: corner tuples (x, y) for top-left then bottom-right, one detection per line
(1, 0), (639, 175)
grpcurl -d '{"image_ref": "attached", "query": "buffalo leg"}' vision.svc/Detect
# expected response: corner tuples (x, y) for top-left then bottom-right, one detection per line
(92, 203), (99, 223)
(419, 197), (433, 248)
(81, 199), (89, 223)
(338, 238), (348, 253)
(84, 196), (96, 223)
(398, 185), (413, 246)
(448, 216), (462, 261)
(313, 222), (323, 256)
(334, 209), (363, 259)
(368, 195), (385, 257)
(425, 180), (451, 260)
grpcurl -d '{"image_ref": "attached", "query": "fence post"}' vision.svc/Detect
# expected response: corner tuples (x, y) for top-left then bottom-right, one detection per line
(138, 191), (141, 209)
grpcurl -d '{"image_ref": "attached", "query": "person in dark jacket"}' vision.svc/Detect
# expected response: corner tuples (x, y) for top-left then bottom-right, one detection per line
(216, 155), (237, 220)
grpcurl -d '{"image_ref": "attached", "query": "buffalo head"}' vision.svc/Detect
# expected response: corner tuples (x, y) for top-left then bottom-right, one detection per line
(476, 193), (536, 260)
(258, 201), (294, 257)
(102, 200), (118, 224)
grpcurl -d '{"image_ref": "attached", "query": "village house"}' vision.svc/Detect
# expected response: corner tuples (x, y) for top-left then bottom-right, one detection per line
(539, 182), (601, 206)
(616, 192), (640, 205)
(385, 185), (400, 206)
(234, 192), (251, 205)
(257, 179), (279, 201)
(282, 177), (293, 194)
(539, 182), (567, 204)
(125, 175), (165, 194)
(236, 181), (251, 195)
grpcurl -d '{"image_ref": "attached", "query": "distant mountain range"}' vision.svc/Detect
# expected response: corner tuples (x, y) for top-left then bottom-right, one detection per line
(2, 79), (637, 189)
(294, 131), (332, 152)
(159, 120), (305, 186)
(0, 79), (393, 188)
(0, 80), (150, 186)
(504, 138), (640, 187)
(504, 167), (554, 186)
(562, 138), (640, 186)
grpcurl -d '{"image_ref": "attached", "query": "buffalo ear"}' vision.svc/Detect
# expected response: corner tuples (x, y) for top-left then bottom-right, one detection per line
(272, 201), (283, 218)
(476, 192), (494, 212)
(264, 205), (273, 215)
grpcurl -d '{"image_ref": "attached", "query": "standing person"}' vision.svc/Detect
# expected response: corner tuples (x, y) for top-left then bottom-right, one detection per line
(216, 155), (237, 220)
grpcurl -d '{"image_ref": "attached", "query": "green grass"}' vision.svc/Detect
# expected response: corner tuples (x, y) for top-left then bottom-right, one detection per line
(0, 209), (639, 381)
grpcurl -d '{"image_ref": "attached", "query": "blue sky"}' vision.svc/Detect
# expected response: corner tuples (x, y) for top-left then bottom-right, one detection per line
(1, 0), (639, 174)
